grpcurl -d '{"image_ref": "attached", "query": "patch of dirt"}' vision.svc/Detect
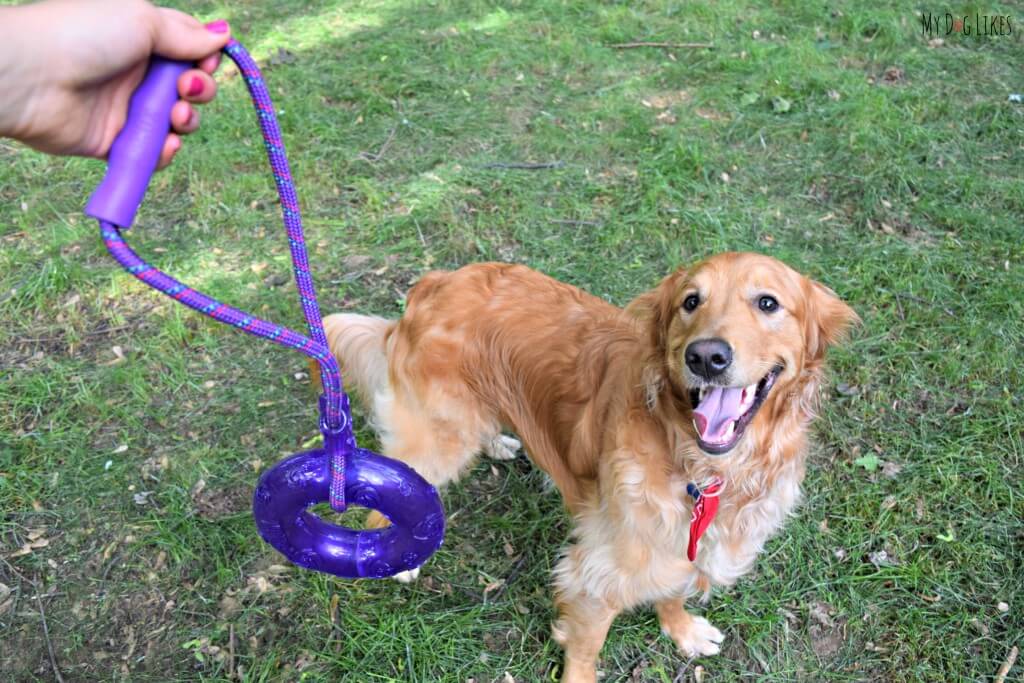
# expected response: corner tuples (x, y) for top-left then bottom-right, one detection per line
(808, 600), (848, 658)
(640, 90), (692, 110)
(191, 481), (251, 520)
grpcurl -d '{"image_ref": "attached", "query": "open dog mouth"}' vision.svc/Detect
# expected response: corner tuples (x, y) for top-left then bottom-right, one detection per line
(687, 365), (783, 455)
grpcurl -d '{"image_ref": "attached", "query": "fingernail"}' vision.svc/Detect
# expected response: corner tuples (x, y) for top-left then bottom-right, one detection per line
(187, 76), (204, 97)
(204, 19), (229, 34)
(187, 109), (198, 128)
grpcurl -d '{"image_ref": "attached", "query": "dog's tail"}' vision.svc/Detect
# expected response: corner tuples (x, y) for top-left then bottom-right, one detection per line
(323, 313), (395, 402)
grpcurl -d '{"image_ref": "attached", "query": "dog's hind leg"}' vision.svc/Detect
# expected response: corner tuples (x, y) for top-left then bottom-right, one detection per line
(484, 433), (521, 460)
(364, 384), (490, 583)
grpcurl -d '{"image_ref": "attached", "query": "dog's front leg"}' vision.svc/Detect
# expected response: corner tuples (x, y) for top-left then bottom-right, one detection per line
(655, 597), (724, 657)
(552, 589), (619, 683)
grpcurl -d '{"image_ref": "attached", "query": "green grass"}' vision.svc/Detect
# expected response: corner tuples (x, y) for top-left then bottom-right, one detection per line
(2, 0), (1022, 680)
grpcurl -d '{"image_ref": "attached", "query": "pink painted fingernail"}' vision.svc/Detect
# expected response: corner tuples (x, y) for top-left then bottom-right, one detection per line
(204, 19), (229, 34)
(187, 76), (204, 97)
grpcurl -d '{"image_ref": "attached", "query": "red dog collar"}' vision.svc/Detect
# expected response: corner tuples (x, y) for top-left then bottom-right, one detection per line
(686, 477), (723, 561)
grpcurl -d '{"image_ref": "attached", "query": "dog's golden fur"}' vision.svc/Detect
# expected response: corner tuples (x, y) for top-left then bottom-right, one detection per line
(324, 252), (857, 682)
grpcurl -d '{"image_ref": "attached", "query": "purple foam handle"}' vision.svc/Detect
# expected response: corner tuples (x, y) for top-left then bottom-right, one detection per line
(85, 58), (191, 228)
(85, 41), (445, 579)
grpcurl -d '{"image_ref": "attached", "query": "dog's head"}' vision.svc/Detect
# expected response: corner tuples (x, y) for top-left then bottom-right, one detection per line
(630, 252), (859, 456)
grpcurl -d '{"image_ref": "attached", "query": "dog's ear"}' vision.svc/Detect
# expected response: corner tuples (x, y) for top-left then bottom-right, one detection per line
(804, 279), (859, 361)
(626, 268), (686, 350)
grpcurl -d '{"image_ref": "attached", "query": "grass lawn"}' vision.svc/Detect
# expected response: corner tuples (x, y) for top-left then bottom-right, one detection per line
(2, 0), (1022, 680)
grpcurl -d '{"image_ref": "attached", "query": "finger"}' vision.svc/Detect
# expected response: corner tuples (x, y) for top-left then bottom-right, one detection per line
(177, 69), (217, 104)
(157, 134), (182, 170)
(170, 101), (200, 135)
(197, 52), (222, 75)
(150, 8), (230, 62)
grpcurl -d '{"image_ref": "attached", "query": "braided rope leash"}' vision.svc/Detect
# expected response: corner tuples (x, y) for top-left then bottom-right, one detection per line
(95, 39), (350, 511)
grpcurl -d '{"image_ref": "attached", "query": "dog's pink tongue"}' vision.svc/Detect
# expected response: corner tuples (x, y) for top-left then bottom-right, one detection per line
(693, 387), (745, 442)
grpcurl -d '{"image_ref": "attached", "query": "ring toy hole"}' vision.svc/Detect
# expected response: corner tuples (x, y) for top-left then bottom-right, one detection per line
(252, 448), (445, 579)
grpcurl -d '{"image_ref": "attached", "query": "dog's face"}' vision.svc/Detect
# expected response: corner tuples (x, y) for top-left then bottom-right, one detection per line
(635, 252), (858, 455)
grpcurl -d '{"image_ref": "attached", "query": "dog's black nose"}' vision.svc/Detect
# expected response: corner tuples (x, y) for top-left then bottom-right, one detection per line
(685, 338), (733, 379)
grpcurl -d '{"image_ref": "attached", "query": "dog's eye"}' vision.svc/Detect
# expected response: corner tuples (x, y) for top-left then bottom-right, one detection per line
(682, 294), (700, 312)
(758, 295), (780, 313)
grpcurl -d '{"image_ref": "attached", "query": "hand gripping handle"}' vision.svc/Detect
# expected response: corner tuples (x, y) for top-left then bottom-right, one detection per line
(84, 58), (191, 229)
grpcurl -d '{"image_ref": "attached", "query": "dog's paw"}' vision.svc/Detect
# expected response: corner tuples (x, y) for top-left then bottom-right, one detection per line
(664, 615), (724, 657)
(485, 434), (521, 460)
(392, 566), (420, 584)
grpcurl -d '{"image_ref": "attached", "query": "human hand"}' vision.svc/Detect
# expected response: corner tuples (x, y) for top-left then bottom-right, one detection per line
(0, 0), (230, 169)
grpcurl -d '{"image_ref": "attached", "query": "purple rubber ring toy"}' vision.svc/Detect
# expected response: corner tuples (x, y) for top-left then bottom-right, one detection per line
(84, 40), (444, 579)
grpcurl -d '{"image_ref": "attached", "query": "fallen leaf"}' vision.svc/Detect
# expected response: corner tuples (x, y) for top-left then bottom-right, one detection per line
(810, 601), (834, 627)
(854, 454), (881, 472)
(771, 96), (792, 113)
(836, 382), (859, 396)
(268, 47), (297, 66)
(881, 461), (903, 478)
(868, 550), (896, 568)
(881, 66), (905, 84)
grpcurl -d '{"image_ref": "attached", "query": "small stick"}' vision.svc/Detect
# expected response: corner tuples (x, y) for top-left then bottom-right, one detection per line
(549, 219), (601, 227)
(484, 161), (563, 170)
(228, 623), (236, 680)
(893, 293), (905, 321)
(491, 554), (530, 600)
(609, 41), (713, 50)
(888, 291), (956, 318)
(36, 590), (66, 683)
(357, 125), (398, 163)
(20, 323), (133, 345)
(995, 645), (1018, 683)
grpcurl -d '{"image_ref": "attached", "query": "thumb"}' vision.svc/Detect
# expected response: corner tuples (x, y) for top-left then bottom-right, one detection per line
(149, 8), (230, 62)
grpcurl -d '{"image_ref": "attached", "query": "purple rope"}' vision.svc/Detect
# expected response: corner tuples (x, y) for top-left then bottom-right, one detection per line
(99, 40), (351, 510)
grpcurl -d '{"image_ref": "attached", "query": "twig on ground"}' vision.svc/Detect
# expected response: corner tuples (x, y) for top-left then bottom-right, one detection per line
(609, 41), (713, 50)
(20, 323), (134, 345)
(549, 219), (601, 227)
(36, 587), (66, 683)
(357, 126), (398, 163)
(995, 645), (1018, 683)
(893, 293), (905, 321)
(0, 554), (33, 586)
(883, 289), (956, 317)
(672, 657), (697, 683)
(491, 554), (530, 600)
(228, 623), (237, 680)
(484, 161), (564, 170)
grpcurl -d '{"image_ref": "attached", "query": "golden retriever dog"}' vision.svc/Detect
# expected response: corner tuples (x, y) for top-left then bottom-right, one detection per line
(323, 252), (857, 682)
